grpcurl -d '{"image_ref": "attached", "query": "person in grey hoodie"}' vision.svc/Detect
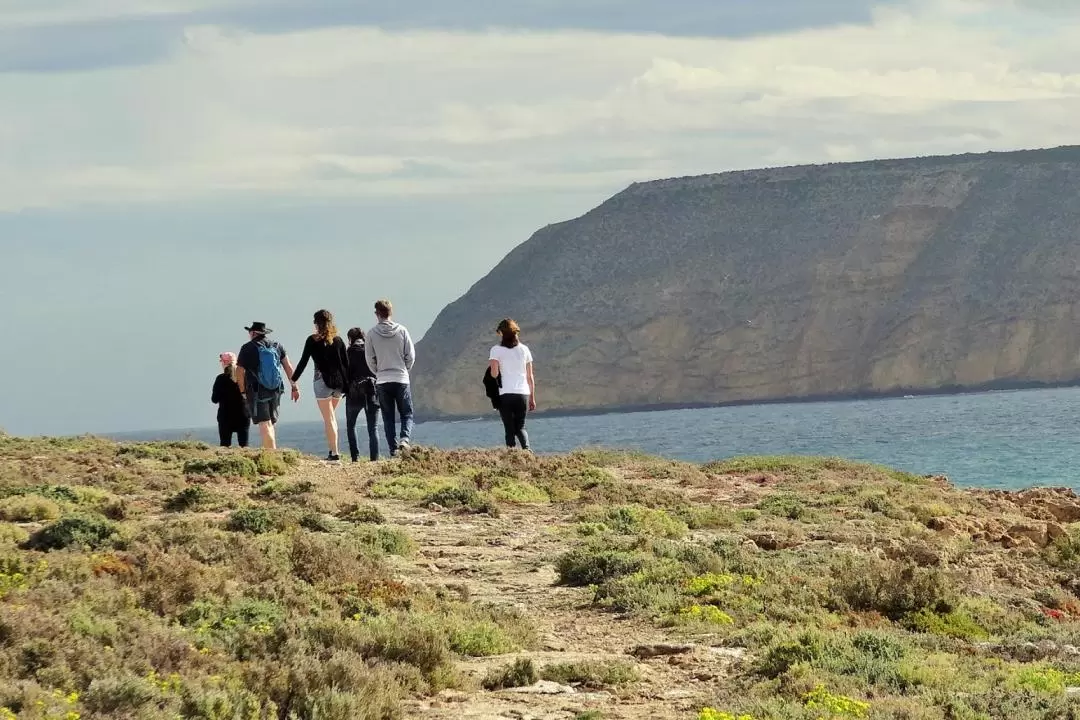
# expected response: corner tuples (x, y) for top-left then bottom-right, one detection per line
(365, 299), (417, 456)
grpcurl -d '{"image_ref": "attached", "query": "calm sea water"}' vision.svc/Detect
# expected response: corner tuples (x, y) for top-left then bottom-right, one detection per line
(113, 388), (1080, 491)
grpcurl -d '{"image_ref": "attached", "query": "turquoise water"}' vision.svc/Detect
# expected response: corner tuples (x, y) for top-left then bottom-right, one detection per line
(113, 387), (1080, 491)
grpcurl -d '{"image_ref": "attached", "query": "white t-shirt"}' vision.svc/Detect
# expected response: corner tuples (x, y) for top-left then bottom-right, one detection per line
(489, 343), (533, 396)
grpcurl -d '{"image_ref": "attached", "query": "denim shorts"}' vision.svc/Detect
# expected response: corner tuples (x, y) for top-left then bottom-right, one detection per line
(313, 372), (343, 400)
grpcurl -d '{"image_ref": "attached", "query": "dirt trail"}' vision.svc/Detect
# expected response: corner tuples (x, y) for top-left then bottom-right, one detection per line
(368, 498), (737, 720)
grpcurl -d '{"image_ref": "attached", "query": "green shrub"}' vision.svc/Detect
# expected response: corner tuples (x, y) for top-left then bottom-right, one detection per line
(28, 515), (119, 550)
(338, 504), (386, 524)
(483, 658), (539, 690)
(423, 486), (499, 516)
(555, 548), (646, 587)
(851, 632), (907, 662)
(226, 507), (274, 534)
(300, 513), (346, 534)
(541, 660), (638, 688)
(757, 632), (827, 678)
(371, 475), (455, 501)
(904, 608), (988, 640)
(252, 479), (315, 500)
(253, 451), (290, 477)
(1046, 527), (1080, 570)
(449, 620), (516, 656)
(353, 612), (453, 678)
(0, 495), (61, 522)
(84, 675), (161, 715)
(184, 456), (258, 479)
(490, 480), (549, 504)
(353, 526), (415, 556)
(0, 484), (80, 504)
(165, 486), (211, 512)
(756, 494), (807, 520)
(677, 504), (737, 530)
(833, 560), (953, 619)
(580, 505), (687, 539)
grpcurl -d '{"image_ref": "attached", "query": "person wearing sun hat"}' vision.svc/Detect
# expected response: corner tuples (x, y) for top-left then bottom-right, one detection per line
(235, 322), (299, 449)
(211, 351), (250, 447)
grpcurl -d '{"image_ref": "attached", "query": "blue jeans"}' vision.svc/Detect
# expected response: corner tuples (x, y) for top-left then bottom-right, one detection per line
(345, 395), (380, 461)
(377, 382), (414, 454)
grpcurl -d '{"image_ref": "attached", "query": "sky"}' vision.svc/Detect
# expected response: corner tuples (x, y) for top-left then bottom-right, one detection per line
(1, 0), (1078, 436)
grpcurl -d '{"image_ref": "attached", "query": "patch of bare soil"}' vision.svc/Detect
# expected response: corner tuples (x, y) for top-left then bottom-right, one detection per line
(364, 498), (734, 720)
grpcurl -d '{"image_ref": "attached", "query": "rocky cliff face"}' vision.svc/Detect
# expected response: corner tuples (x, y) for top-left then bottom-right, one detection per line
(413, 146), (1080, 418)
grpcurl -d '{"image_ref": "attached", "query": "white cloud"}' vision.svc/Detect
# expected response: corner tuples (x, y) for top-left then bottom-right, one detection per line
(2, 0), (1079, 212)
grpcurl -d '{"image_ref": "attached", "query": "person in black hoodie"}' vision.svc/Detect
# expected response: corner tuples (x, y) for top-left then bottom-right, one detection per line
(291, 309), (349, 462)
(345, 327), (380, 462)
(212, 352), (250, 447)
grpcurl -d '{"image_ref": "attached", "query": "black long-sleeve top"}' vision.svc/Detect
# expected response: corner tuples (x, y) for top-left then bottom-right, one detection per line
(291, 335), (348, 383)
(212, 373), (249, 427)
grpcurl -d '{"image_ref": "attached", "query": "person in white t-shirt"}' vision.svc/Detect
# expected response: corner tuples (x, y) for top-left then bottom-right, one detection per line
(488, 318), (536, 450)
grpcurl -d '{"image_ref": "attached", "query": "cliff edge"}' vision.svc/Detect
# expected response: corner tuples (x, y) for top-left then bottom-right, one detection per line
(414, 146), (1080, 417)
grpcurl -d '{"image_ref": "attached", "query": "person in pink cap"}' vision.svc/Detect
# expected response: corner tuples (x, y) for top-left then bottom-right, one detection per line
(212, 352), (250, 447)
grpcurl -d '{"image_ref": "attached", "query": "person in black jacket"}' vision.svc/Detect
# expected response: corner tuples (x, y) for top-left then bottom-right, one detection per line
(291, 309), (349, 461)
(345, 327), (380, 462)
(212, 352), (250, 447)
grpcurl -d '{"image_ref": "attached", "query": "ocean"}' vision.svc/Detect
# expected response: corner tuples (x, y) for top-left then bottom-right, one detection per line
(112, 387), (1080, 491)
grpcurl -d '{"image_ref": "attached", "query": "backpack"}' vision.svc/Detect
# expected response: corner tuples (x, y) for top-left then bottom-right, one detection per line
(254, 342), (284, 392)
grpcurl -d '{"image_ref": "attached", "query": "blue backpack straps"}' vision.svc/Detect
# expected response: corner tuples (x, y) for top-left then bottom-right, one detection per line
(255, 341), (284, 392)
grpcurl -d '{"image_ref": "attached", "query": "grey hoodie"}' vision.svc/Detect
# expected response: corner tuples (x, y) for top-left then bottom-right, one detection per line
(365, 321), (416, 385)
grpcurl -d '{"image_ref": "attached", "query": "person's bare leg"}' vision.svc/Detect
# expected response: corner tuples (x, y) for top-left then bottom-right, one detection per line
(318, 398), (339, 456)
(259, 421), (277, 449)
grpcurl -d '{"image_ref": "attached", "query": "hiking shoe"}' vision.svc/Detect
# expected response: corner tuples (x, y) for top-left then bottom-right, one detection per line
(398, 439), (411, 452)
(326, 453), (341, 463)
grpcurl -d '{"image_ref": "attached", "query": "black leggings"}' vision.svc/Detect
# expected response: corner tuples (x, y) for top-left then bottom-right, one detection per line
(498, 394), (530, 449)
(218, 422), (250, 448)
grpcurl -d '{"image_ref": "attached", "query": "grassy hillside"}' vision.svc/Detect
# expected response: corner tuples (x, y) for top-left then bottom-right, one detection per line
(1, 436), (1080, 719)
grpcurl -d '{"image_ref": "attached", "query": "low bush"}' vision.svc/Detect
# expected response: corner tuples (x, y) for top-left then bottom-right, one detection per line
(338, 504), (386, 524)
(541, 660), (639, 688)
(253, 451), (290, 477)
(756, 494), (807, 520)
(28, 515), (119, 550)
(299, 513), (346, 534)
(353, 526), (415, 556)
(164, 486), (211, 512)
(183, 456), (257, 479)
(423, 486), (499, 516)
(448, 620), (516, 656)
(832, 559), (954, 619)
(0, 495), (61, 522)
(555, 548), (646, 587)
(226, 507), (274, 534)
(579, 505), (687, 539)
(483, 658), (539, 690)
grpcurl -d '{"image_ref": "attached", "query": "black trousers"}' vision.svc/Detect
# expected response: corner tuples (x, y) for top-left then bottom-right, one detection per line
(498, 394), (530, 449)
(346, 395), (380, 461)
(218, 421), (250, 448)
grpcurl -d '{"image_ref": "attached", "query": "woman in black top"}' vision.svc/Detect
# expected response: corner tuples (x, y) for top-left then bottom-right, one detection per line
(345, 327), (380, 462)
(291, 309), (349, 461)
(212, 352), (250, 447)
